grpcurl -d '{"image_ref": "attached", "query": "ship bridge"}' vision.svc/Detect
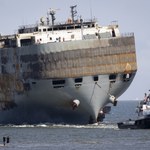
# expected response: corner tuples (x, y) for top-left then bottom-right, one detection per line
(0, 5), (120, 48)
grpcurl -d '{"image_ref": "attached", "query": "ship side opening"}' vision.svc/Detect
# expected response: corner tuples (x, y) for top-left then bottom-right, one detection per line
(52, 79), (66, 89)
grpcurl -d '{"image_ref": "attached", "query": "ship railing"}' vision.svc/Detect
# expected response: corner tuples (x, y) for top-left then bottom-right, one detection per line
(0, 34), (16, 40)
(51, 18), (97, 25)
(110, 20), (118, 26)
(121, 32), (134, 37)
(18, 18), (97, 29)
(19, 24), (38, 30)
(81, 18), (97, 23)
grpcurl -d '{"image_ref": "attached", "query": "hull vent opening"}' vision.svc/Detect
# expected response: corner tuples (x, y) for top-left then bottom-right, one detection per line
(93, 76), (99, 82)
(74, 78), (83, 83)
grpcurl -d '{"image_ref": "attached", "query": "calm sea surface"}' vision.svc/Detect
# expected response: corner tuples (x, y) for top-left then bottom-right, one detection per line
(1, 100), (150, 150)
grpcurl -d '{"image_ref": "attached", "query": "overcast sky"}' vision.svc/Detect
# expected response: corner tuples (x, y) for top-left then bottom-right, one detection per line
(0, 0), (150, 100)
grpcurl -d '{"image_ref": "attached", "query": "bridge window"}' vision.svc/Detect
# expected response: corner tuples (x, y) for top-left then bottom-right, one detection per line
(48, 28), (52, 31)
(43, 28), (47, 32)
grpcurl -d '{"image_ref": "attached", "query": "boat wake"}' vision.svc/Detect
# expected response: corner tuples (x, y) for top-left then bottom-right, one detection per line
(0, 122), (118, 129)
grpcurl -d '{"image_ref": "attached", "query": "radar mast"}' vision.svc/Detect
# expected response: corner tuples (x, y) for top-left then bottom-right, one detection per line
(49, 9), (56, 26)
(70, 5), (77, 23)
(47, 8), (60, 26)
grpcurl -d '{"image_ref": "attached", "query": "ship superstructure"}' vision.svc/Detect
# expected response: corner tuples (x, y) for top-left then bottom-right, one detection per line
(0, 6), (137, 124)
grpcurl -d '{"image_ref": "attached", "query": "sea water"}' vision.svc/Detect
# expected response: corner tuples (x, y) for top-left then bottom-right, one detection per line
(1, 100), (150, 150)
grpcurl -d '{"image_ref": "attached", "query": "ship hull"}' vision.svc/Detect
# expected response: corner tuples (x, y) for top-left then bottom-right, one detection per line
(0, 73), (136, 124)
(0, 36), (137, 124)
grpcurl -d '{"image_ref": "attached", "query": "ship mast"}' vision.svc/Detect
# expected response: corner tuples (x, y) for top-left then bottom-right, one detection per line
(49, 9), (56, 26)
(70, 5), (77, 23)
(47, 8), (59, 27)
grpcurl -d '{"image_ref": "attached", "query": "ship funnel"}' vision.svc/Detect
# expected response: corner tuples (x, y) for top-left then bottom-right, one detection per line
(72, 99), (80, 110)
(109, 95), (117, 106)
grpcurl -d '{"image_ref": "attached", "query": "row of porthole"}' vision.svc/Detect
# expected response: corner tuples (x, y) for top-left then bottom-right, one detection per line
(30, 73), (132, 88)
(52, 76), (99, 85)
(52, 73), (132, 86)
(109, 73), (132, 81)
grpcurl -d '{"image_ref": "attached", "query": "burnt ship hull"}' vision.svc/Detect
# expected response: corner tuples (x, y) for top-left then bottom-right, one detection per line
(0, 36), (137, 124)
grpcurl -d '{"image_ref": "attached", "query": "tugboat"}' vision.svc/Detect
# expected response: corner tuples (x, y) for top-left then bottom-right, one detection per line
(118, 100), (150, 129)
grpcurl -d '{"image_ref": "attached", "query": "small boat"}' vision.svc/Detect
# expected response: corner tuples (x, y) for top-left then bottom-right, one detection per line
(118, 101), (150, 129)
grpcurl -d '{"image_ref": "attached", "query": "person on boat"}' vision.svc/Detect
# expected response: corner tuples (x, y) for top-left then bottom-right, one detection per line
(146, 90), (150, 102)
(136, 103), (143, 116)
(137, 93), (147, 116)
(143, 93), (148, 104)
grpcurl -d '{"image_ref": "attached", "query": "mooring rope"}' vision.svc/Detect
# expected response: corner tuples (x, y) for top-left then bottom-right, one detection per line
(89, 82), (96, 104)
(96, 82), (111, 97)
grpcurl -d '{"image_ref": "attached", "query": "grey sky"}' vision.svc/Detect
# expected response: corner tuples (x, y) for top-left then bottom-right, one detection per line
(0, 0), (150, 100)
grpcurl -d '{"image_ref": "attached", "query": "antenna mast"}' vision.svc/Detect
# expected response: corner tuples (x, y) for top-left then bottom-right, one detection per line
(49, 9), (56, 26)
(89, 0), (93, 21)
(70, 5), (77, 23)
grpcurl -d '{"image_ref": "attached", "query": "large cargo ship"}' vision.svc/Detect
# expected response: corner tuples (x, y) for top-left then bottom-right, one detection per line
(0, 6), (137, 124)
